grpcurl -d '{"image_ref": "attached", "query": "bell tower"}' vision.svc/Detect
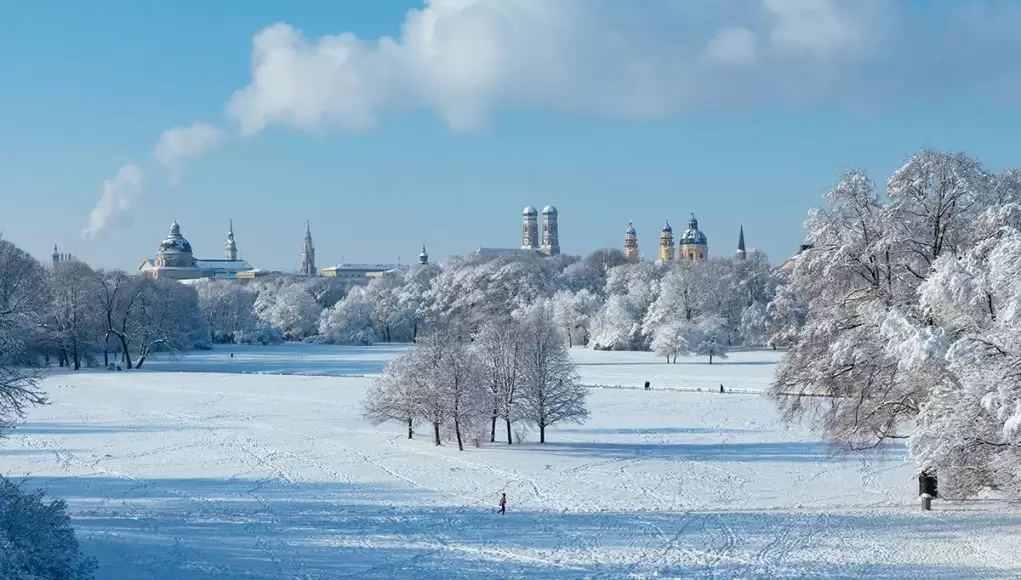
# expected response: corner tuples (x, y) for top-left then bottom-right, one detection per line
(301, 221), (316, 276)
(225, 219), (238, 261)
(624, 222), (639, 263)
(658, 219), (675, 262)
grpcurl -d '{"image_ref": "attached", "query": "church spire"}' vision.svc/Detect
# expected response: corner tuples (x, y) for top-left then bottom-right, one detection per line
(735, 225), (746, 261)
(301, 221), (316, 276)
(225, 219), (238, 261)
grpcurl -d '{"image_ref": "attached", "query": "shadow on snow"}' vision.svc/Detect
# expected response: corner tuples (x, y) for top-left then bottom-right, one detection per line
(20, 475), (1016, 580)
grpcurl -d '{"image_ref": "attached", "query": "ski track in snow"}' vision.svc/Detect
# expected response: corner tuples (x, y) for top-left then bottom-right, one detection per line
(4, 345), (1021, 579)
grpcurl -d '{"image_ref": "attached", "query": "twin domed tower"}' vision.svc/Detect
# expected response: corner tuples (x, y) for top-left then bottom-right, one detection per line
(624, 214), (742, 263)
(521, 205), (560, 256)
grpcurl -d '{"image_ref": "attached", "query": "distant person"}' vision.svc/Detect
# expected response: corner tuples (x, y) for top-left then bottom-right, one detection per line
(230, 353), (234, 358)
(498, 493), (506, 515)
(720, 384), (724, 394)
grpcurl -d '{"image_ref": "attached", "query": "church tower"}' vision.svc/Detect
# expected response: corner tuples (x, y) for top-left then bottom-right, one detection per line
(624, 222), (639, 263)
(52, 243), (60, 265)
(225, 219), (238, 261)
(300, 221), (316, 276)
(541, 205), (560, 256)
(735, 225), (746, 261)
(658, 220), (675, 262)
(522, 207), (539, 250)
(678, 213), (708, 262)
(419, 244), (429, 265)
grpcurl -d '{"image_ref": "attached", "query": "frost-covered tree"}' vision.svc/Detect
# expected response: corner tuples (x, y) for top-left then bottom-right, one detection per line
(0, 477), (97, 579)
(650, 320), (686, 363)
(516, 303), (587, 443)
(196, 280), (259, 344)
(910, 226), (1021, 497)
(318, 286), (376, 345)
(474, 319), (524, 444)
(254, 282), (321, 341)
(132, 279), (204, 369)
(93, 269), (145, 366)
(43, 260), (103, 370)
(0, 239), (48, 430)
(771, 150), (1021, 459)
(691, 314), (730, 364)
(549, 288), (600, 347)
(588, 294), (641, 351)
(362, 355), (420, 440)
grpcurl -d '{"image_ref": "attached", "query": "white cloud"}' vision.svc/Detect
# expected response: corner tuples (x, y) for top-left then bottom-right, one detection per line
(705, 27), (757, 65)
(81, 165), (144, 240)
(153, 122), (226, 167)
(226, 0), (923, 133)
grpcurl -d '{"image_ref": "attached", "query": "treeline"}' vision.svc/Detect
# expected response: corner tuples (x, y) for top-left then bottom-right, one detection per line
(197, 247), (791, 364)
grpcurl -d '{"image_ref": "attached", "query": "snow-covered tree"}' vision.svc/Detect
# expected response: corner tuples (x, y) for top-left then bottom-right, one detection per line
(474, 319), (524, 444)
(516, 303), (588, 443)
(771, 150), (1021, 459)
(362, 355), (420, 440)
(650, 320), (686, 363)
(0, 477), (97, 579)
(132, 279), (204, 369)
(318, 286), (376, 345)
(254, 282), (321, 341)
(43, 260), (103, 370)
(588, 294), (640, 351)
(691, 314), (730, 364)
(549, 288), (600, 347)
(196, 280), (259, 344)
(0, 239), (48, 431)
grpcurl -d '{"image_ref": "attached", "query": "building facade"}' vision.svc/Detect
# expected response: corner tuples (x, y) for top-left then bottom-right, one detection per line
(521, 207), (539, 250)
(139, 221), (256, 280)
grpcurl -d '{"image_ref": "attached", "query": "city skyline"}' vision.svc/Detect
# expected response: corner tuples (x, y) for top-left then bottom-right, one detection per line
(4, 1), (1021, 271)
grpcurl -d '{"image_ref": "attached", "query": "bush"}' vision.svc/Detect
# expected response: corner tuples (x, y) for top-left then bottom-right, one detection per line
(0, 476), (97, 579)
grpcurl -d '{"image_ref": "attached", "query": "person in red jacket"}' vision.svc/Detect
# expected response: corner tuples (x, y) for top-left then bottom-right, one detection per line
(498, 493), (507, 515)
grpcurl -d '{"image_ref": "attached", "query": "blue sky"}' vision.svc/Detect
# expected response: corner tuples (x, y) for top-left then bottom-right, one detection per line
(2, 0), (1021, 271)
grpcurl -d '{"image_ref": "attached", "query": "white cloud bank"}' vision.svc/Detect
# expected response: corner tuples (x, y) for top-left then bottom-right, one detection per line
(84, 0), (1021, 238)
(153, 122), (226, 168)
(81, 165), (144, 240)
(226, 0), (1021, 134)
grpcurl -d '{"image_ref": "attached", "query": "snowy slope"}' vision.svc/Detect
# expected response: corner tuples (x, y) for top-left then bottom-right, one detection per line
(3, 346), (1020, 579)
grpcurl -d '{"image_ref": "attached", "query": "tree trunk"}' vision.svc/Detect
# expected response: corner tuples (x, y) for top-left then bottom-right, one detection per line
(407, 417), (413, 439)
(506, 417), (513, 445)
(539, 423), (546, 444)
(454, 417), (464, 451)
(490, 412), (498, 443)
(433, 421), (441, 446)
(709, 352), (714, 365)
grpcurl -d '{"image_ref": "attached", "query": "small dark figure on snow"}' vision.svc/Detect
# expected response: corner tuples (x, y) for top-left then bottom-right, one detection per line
(644, 381), (650, 391)
(720, 384), (724, 394)
(498, 493), (506, 515)
(230, 353), (234, 358)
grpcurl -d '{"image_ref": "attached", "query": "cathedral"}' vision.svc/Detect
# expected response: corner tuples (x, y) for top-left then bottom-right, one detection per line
(621, 214), (746, 263)
(478, 205), (562, 258)
(138, 220), (258, 280)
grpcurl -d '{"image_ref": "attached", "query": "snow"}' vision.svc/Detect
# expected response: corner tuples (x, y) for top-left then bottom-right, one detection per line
(4, 346), (1021, 578)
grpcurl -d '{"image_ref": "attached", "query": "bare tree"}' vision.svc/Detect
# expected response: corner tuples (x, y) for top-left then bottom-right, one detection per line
(44, 260), (102, 370)
(517, 303), (588, 443)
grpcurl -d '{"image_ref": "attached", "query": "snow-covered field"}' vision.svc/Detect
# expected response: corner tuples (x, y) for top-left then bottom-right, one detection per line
(4, 345), (1020, 579)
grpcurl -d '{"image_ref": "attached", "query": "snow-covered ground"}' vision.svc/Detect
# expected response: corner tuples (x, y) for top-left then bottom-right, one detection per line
(4, 346), (1020, 579)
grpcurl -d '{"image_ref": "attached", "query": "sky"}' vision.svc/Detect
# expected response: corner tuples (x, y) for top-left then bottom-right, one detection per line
(2, 0), (1021, 272)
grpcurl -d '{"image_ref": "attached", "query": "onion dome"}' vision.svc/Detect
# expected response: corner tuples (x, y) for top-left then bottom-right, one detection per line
(626, 221), (637, 236)
(159, 221), (193, 254)
(542, 205), (558, 215)
(523, 206), (538, 217)
(662, 219), (672, 233)
(680, 213), (707, 246)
